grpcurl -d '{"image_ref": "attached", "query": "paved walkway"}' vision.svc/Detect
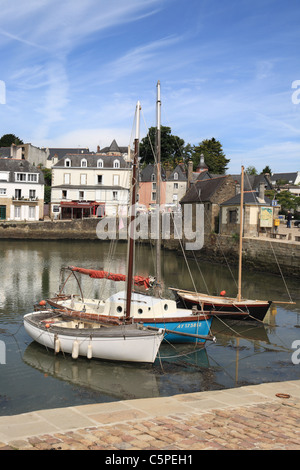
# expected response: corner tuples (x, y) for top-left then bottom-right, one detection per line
(0, 380), (299, 450)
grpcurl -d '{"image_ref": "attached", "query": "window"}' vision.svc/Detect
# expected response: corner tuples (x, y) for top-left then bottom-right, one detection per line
(15, 189), (21, 199)
(79, 190), (84, 200)
(0, 172), (9, 181)
(151, 192), (156, 201)
(174, 183), (178, 190)
(81, 159), (87, 167)
(174, 172), (178, 180)
(16, 173), (26, 181)
(0, 188), (6, 195)
(65, 159), (71, 167)
(80, 174), (87, 185)
(113, 175), (119, 186)
(113, 159), (120, 169)
(14, 206), (21, 218)
(28, 206), (35, 219)
(151, 173), (155, 182)
(62, 190), (67, 199)
(28, 174), (38, 182)
(64, 173), (70, 184)
(29, 190), (36, 199)
(229, 209), (237, 223)
(152, 182), (156, 190)
(97, 159), (103, 168)
(97, 175), (103, 184)
(112, 191), (118, 201)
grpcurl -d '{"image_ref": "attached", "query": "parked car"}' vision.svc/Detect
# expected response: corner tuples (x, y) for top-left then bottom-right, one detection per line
(293, 220), (300, 227)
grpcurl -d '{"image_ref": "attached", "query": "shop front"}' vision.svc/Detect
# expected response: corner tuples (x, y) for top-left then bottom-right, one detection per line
(60, 201), (105, 220)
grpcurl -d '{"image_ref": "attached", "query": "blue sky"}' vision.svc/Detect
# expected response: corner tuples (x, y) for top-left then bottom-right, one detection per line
(0, 0), (300, 173)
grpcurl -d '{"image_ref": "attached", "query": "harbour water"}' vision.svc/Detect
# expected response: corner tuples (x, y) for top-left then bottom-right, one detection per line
(0, 239), (299, 416)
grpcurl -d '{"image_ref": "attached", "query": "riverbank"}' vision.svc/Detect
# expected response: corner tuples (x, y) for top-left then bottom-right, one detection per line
(1, 380), (299, 450)
(0, 219), (299, 278)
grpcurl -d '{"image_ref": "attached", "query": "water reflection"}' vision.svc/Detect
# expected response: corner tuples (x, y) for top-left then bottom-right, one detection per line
(0, 239), (299, 415)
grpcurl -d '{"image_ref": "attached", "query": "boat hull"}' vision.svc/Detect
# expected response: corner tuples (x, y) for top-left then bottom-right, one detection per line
(24, 312), (164, 364)
(46, 295), (213, 343)
(176, 293), (271, 322)
(143, 318), (213, 343)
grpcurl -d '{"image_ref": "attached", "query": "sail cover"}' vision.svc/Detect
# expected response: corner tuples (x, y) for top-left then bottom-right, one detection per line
(68, 266), (152, 289)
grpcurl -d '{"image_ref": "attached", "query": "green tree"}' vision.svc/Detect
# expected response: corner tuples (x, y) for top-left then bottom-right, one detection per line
(0, 133), (24, 146)
(265, 189), (300, 213)
(139, 126), (185, 166)
(245, 165), (258, 175)
(191, 138), (229, 174)
(261, 165), (272, 174)
(40, 168), (52, 204)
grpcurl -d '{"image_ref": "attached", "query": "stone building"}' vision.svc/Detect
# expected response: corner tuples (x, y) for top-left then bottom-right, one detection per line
(220, 182), (280, 237)
(180, 174), (236, 234)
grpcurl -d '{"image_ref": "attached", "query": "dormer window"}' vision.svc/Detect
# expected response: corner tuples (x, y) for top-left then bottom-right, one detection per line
(81, 159), (87, 167)
(151, 173), (155, 182)
(97, 159), (103, 168)
(65, 158), (71, 167)
(174, 172), (178, 180)
(113, 159), (120, 169)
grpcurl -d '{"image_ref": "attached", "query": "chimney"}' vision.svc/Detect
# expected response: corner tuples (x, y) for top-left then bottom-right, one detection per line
(235, 183), (241, 195)
(97, 145), (100, 153)
(196, 153), (208, 174)
(258, 182), (265, 202)
(187, 159), (193, 188)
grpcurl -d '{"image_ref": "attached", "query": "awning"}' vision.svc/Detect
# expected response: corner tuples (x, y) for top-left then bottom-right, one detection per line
(60, 201), (102, 209)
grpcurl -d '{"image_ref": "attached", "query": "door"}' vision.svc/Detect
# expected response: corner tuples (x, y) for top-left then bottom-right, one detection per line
(0, 205), (6, 220)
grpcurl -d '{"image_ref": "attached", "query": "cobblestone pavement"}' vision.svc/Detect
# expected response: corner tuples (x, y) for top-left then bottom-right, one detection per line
(0, 381), (299, 451)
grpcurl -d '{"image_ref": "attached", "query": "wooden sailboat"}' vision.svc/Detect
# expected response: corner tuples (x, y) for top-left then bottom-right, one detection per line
(172, 166), (272, 322)
(44, 84), (215, 345)
(23, 102), (165, 364)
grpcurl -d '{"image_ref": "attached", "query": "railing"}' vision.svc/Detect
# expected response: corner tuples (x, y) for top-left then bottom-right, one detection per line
(12, 197), (39, 201)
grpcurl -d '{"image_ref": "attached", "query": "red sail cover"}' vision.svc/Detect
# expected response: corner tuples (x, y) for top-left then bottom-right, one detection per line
(69, 266), (151, 289)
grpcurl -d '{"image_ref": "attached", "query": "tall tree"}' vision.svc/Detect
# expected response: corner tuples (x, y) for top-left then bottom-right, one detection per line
(245, 165), (258, 175)
(191, 138), (229, 174)
(139, 126), (185, 166)
(0, 133), (24, 146)
(261, 165), (272, 174)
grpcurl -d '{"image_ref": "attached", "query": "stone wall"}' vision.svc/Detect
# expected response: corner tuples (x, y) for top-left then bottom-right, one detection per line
(0, 219), (299, 278)
(189, 233), (300, 278)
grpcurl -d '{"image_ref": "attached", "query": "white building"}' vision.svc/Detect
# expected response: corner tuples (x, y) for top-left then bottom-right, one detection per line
(51, 153), (131, 218)
(0, 159), (44, 221)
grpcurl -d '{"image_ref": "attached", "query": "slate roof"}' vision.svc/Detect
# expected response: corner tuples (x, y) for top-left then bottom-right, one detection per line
(168, 164), (187, 181)
(180, 176), (229, 203)
(100, 140), (128, 154)
(271, 172), (298, 184)
(0, 147), (11, 158)
(47, 148), (93, 161)
(140, 164), (166, 182)
(0, 158), (45, 184)
(53, 154), (130, 169)
(220, 191), (273, 206)
(231, 173), (273, 191)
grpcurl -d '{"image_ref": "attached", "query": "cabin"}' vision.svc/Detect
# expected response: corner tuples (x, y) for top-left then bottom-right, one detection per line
(220, 182), (280, 237)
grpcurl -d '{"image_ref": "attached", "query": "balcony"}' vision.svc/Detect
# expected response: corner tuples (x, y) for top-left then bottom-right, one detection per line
(12, 197), (39, 203)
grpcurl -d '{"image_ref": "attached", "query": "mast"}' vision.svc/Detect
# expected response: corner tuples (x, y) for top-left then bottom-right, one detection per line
(155, 80), (162, 287)
(237, 165), (244, 302)
(125, 101), (141, 321)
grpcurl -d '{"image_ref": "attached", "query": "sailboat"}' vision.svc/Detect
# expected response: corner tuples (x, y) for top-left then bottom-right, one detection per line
(43, 83), (215, 345)
(23, 101), (165, 364)
(171, 166), (272, 322)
